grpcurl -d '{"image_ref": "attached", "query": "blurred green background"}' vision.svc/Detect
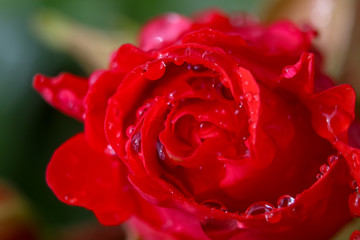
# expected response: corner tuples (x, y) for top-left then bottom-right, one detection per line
(0, 0), (358, 239)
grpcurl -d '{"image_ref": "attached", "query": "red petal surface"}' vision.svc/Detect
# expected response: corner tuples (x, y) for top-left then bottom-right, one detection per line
(46, 133), (136, 225)
(139, 13), (192, 51)
(33, 73), (88, 121)
(309, 84), (355, 142)
(84, 70), (125, 152)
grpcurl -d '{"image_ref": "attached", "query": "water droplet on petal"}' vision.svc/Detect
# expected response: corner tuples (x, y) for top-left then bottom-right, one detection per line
(351, 151), (360, 168)
(104, 145), (116, 155)
(349, 191), (360, 217)
(244, 92), (253, 102)
(245, 201), (275, 218)
(265, 210), (281, 224)
(188, 64), (206, 71)
(202, 200), (227, 212)
(277, 195), (295, 208)
(126, 125), (135, 137)
(64, 195), (77, 204)
(327, 154), (338, 165)
(350, 180), (358, 190)
(320, 164), (329, 174)
(316, 173), (323, 179)
(156, 141), (166, 161)
(282, 66), (297, 78)
(136, 102), (151, 119)
(174, 57), (184, 65)
(144, 61), (166, 80)
(131, 131), (141, 153)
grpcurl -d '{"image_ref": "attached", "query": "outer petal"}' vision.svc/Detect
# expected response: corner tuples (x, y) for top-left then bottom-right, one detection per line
(84, 70), (126, 152)
(278, 53), (314, 95)
(46, 133), (136, 225)
(239, 67), (275, 168)
(309, 84), (355, 142)
(139, 13), (192, 51)
(33, 73), (88, 121)
(110, 43), (154, 72)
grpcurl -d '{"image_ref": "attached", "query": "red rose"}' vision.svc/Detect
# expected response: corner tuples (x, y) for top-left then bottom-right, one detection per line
(34, 10), (360, 239)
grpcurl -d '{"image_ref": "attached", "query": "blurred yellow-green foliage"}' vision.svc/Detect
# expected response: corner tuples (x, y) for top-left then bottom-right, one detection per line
(0, 0), (359, 239)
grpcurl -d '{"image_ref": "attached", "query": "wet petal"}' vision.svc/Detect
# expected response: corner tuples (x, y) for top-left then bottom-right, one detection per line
(110, 43), (154, 72)
(278, 52), (314, 95)
(85, 70), (125, 152)
(309, 84), (355, 142)
(239, 67), (275, 168)
(139, 13), (192, 51)
(33, 73), (88, 121)
(46, 133), (135, 225)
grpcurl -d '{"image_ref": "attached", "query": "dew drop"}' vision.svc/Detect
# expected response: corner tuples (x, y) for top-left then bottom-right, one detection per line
(277, 195), (295, 208)
(265, 210), (281, 224)
(320, 164), (329, 174)
(351, 151), (360, 168)
(64, 195), (77, 204)
(349, 191), (360, 217)
(174, 57), (184, 65)
(316, 173), (323, 179)
(244, 92), (253, 102)
(245, 201), (275, 218)
(126, 125), (135, 137)
(131, 131), (141, 153)
(202, 200), (227, 211)
(350, 180), (358, 190)
(156, 140), (166, 161)
(136, 102), (151, 119)
(282, 66), (297, 78)
(144, 61), (166, 80)
(104, 145), (116, 155)
(327, 154), (338, 165)
(188, 64), (206, 71)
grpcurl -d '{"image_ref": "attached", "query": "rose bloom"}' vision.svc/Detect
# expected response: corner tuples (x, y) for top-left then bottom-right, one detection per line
(34, 10), (360, 240)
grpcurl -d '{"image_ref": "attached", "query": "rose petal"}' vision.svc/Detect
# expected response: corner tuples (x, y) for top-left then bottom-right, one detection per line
(33, 73), (88, 121)
(278, 53), (315, 95)
(46, 133), (135, 225)
(85, 70), (125, 152)
(110, 43), (154, 72)
(309, 84), (355, 142)
(139, 13), (192, 51)
(240, 67), (275, 168)
(192, 9), (233, 31)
